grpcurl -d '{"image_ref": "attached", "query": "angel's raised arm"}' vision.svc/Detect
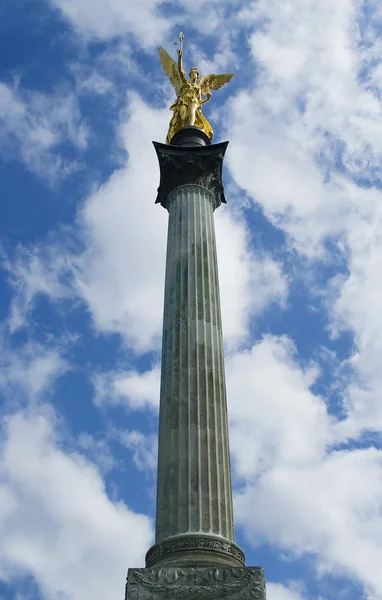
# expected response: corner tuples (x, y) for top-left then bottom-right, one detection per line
(177, 48), (187, 84)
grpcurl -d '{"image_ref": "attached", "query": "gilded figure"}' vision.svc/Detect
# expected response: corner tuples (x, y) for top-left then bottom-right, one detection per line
(159, 41), (234, 144)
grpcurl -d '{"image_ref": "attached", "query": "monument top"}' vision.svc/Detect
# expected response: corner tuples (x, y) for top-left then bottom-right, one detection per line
(159, 32), (234, 144)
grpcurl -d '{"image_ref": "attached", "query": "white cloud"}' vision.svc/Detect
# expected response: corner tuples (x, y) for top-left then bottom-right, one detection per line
(322, 185), (382, 441)
(97, 41), (138, 79)
(223, 0), (382, 457)
(0, 409), (153, 600)
(0, 337), (68, 408)
(235, 448), (382, 600)
(228, 0), (382, 457)
(186, 31), (239, 75)
(216, 208), (287, 349)
(3, 245), (74, 333)
(93, 366), (160, 411)
(48, 0), (170, 45)
(70, 93), (169, 351)
(224, 334), (382, 599)
(225, 0), (382, 254)
(267, 583), (307, 600)
(71, 64), (114, 96)
(4, 92), (287, 354)
(114, 429), (157, 472)
(0, 81), (87, 181)
(2, 95), (170, 350)
(226, 336), (333, 479)
(226, 87), (351, 258)
(77, 433), (118, 473)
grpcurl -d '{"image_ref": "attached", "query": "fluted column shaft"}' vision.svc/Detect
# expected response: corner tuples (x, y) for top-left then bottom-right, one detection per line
(156, 184), (233, 544)
(126, 129), (266, 600)
(146, 132), (244, 569)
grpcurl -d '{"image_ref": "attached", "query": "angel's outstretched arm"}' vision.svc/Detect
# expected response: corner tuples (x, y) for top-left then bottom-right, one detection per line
(177, 49), (187, 84)
(200, 91), (212, 105)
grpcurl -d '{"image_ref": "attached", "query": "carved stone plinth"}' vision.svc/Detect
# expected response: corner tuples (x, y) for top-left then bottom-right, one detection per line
(126, 566), (266, 600)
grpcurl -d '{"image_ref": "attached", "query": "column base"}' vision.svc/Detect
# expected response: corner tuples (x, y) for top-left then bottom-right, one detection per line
(126, 566), (266, 600)
(146, 535), (245, 568)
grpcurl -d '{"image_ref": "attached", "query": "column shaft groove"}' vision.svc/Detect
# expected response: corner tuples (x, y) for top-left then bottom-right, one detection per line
(155, 184), (234, 545)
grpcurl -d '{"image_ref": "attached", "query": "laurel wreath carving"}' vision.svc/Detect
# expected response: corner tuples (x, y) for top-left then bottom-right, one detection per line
(146, 535), (245, 568)
(133, 569), (254, 600)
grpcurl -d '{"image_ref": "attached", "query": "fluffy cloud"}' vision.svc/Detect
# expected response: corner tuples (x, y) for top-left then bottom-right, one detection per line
(328, 190), (382, 439)
(226, 335), (382, 599)
(93, 366), (160, 411)
(71, 94), (169, 351)
(267, 583), (307, 600)
(114, 429), (157, 472)
(0, 82), (87, 181)
(4, 92), (287, 354)
(226, 336), (333, 479)
(3, 245), (75, 333)
(0, 409), (153, 600)
(226, 0), (382, 254)
(235, 448), (382, 600)
(48, 0), (170, 45)
(215, 209), (287, 349)
(77, 433), (118, 473)
(70, 64), (114, 97)
(2, 96), (169, 350)
(223, 0), (382, 473)
(0, 337), (68, 408)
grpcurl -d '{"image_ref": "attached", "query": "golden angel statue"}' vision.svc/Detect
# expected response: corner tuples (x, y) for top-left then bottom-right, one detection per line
(159, 43), (234, 144)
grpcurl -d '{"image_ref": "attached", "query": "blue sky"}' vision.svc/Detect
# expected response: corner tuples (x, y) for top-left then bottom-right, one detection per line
(1, 1), (382, 599)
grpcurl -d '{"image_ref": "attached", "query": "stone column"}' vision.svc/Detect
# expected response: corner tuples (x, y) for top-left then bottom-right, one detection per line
(156, 183), (233, 543)
(125, 127), (266, 600)
(146, 127), (243, 568)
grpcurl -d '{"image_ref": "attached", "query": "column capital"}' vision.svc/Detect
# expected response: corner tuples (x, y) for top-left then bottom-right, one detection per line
(153, 141), (228, 210)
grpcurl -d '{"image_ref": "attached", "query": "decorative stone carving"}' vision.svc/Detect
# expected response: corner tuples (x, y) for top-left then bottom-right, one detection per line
(146, 536), (245, 569)
(153, 141), (228, 210)
(126, 567), (266, 600)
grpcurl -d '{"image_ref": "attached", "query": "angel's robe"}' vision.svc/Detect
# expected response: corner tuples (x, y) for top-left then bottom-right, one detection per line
(166, 81), (213, 144)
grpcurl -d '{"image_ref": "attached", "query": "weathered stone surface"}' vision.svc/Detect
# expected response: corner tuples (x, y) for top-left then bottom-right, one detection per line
(153, 183), (235, 558)
(146, 535), (245, 568)
(133, 133), (265, 596)
(153, 141), (228, 210)
(126, 566), (266, 600)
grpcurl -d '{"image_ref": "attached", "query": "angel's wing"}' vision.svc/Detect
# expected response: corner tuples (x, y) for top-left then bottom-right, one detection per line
(159, 47), (184, 96)
(199, 73), (234, 95)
